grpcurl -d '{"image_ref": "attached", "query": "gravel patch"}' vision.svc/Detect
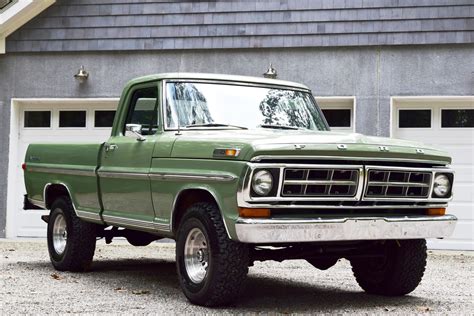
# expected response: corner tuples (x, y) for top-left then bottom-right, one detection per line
(1, 239), (472, 314)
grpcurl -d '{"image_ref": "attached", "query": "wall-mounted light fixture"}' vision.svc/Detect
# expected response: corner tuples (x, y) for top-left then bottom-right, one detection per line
(74, 65), (89, 83)
(263, 63), (277, 79)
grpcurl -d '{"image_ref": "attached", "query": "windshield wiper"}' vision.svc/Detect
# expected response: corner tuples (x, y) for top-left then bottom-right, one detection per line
(259, 124), (300, 130)
(185, 123), (248, 130)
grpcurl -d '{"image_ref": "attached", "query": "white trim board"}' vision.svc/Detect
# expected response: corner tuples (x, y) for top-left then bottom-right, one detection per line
(0, 0), (56, 54)
(6, 98), (119, 238)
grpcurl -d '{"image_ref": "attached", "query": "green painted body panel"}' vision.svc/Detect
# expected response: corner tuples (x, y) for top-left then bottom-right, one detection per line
(25, 143), (102, 213)
(170, 129), (450, 163)
(150, 158), (247, 237)
(99, 136), (156, 222)
(23, 73), (452, 240)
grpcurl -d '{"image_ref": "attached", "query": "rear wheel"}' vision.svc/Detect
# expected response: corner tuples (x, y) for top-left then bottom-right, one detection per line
(47, 196), (98, 272)
(350, 239), (427, 296)
(176, 202), (249, 306)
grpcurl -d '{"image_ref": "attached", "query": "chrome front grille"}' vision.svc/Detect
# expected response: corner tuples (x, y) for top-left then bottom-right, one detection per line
(364, 169), (432, 199)
(282, 168), (359, 197)
(242, 163), (453, 206)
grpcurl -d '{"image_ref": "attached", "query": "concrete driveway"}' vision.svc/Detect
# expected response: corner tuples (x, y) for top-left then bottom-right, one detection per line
(1, 239), (472, 314)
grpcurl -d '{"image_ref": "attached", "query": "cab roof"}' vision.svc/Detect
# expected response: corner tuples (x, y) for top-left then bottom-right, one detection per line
(124, 72), (311, 91)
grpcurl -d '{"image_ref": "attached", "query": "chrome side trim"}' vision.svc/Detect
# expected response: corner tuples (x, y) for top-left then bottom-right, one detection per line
(29, 198), (45, 209)
(42, 183), (103, 223)
(76, 210), (102, 221)
(98, 171), (149, 180)
(149, 172), (236, 182)
(250, 155), (449, 165)
(169, 187), (232, 239)
(98, 170), (236, 182)
(102, 214), (170, 232)
(29, 167), (96, 177)
(235, 215), (458, 243)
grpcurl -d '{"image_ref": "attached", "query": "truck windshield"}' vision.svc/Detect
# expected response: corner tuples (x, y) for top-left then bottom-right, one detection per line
(165, 82), (329, 131)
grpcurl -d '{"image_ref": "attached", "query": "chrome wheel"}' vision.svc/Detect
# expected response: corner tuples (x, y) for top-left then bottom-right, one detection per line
(52, 212), (67, 255)
(184, 227), (209, 283)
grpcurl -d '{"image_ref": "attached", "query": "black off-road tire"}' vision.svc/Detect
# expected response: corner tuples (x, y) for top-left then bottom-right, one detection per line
(47, 196), (98, 272)
(350, 239), (427, 296)
(176, 202), (249, 306)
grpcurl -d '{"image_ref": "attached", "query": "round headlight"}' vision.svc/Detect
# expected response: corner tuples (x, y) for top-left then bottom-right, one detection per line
(252, 170), (273, 196)
(433, 174), (451, 197)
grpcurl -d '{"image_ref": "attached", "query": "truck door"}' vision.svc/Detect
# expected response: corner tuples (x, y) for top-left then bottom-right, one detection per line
(98, 83), (159, 229)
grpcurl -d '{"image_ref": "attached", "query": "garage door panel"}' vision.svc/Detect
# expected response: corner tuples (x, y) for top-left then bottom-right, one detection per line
(448, 204), (474, 220)
(451, 184), (474, 203)
(448, 221), (473, 240)
(450, 165), (473, 183)
(393, 98), (473, 250)
(428, 239), (474, 251)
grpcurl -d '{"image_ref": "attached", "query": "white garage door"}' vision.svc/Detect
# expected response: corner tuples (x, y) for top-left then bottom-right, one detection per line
(7, 99), (118, 238)
(392, 96), (474, 250)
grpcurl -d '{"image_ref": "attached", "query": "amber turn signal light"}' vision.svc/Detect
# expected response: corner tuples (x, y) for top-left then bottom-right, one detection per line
(238, 207), (271, 218)
(225, 149), (239, 157)
(426, 208), (446, 216)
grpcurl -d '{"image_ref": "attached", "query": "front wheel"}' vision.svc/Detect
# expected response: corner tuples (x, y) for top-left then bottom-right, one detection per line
(350, 239), (427, 296)
(47, 196), (98, 272)
(176, 202), (249, 306)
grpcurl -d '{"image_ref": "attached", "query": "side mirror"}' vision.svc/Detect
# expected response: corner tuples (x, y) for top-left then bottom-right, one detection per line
(125, 124), (146, 141)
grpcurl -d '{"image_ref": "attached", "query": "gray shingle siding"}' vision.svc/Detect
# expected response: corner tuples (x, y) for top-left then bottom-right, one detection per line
(5, 0), (474, 52)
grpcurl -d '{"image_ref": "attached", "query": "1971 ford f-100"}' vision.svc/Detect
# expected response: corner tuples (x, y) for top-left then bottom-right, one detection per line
(23, 73), (456, 306)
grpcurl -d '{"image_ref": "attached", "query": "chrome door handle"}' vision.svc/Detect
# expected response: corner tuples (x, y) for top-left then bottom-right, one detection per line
(105, 144), (118, 152)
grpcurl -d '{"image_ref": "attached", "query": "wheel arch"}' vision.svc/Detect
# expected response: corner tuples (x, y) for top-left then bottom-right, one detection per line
(44, 183), (74, 211)
(171, 187), (231, 238)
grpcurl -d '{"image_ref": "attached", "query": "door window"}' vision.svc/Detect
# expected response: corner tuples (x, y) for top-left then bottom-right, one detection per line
(441, 109), (474, 128)
(124, 86), (159, 135)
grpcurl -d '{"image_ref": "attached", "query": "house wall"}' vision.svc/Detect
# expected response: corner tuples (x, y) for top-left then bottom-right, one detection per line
(0, 44), (473, 237)
(6, 0), (473, 52)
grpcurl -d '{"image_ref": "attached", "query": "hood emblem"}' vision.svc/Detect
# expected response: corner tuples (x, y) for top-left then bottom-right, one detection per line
(337, 144), (347, 150)
(379, 146), (390, 152)
(416, 148), (425, 154)
(294, 144), (306, 150)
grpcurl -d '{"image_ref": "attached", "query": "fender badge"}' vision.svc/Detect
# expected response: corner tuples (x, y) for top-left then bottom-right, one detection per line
(416, 149), (425, 154)
(294, 144), (306, 150)
(337, 144), (347, 150)
(379, 146), (390, 152)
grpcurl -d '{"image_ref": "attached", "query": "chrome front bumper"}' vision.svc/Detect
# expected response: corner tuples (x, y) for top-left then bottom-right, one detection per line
(234, 215), (457, 243)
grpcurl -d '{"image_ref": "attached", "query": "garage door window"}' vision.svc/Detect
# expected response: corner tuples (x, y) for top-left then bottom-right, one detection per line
(59, 110), (86, 128)
(321, 109), (351, 128)
(399, 109), (431, 128)
(441, 109), (474, 128)
(24, 111), (51, 128)
(94, 110), (116, 128)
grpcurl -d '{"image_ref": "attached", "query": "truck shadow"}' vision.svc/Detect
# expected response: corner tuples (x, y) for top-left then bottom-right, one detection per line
(28, 258), (435, 312)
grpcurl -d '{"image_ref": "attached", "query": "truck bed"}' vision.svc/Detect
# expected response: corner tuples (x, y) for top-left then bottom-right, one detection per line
(24, 143), (104, 217)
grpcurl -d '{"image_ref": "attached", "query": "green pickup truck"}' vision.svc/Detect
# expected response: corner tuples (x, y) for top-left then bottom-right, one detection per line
(24, 73), (456, 306)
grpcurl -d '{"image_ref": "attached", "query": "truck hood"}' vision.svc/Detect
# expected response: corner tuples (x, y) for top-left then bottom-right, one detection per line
(169, 129), (451, 164)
